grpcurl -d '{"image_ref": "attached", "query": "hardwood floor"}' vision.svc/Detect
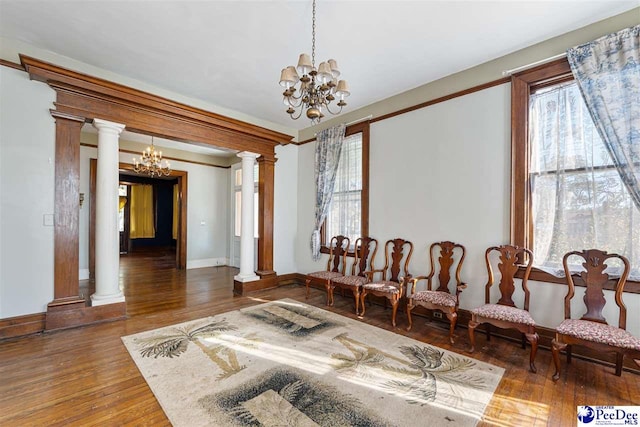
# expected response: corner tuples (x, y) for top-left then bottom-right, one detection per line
(1, 256), (639, 426)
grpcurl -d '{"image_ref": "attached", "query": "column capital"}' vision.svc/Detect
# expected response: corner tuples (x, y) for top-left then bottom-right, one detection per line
(92, 118), (126, 135)
(237, 151), (260, 160)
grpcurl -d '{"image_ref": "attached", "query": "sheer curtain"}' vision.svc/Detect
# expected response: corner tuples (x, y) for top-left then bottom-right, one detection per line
(529, 82), (640, 279)
(311, 124), (346, 260)
(130, 184), (156, 239)
(325, 132), (362, 246)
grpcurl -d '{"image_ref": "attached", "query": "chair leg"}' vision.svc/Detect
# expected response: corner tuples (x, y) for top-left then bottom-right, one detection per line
(525, 331), (538, 373)
(485, 324), (491, 341)
(305, 278), (311, 299)
(551, 338), (566, 382)
(406, 302), (414, 332)
(326, 283), (333, 306)
(391, 297), (399, 328)
(359, 292), (368, 318)
(468, 318), (479, 353)
(446, 312), (457, 345)
(615, 353), (624, 376)
(566, 345), (572, 364)
(353, 288), (360, 315)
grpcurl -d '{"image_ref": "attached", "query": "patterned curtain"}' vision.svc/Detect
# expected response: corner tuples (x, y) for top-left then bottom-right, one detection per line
(567, 25), (640, 209)
(130, 184), (156, 239)
(311, 123), (346, 260)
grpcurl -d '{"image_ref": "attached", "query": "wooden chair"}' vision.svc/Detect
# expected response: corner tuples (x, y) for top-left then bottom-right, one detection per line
(551, 249), (640, 381)
(305, 235), (350, 305)
(329, 237), (379, 314)
(468, 244), (538, 373)
(406, 241), (466, 344)
(360, 238), (413, 328)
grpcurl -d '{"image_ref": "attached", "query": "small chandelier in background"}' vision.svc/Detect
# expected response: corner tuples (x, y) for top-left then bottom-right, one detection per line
(279, 0), (350, 124)
(133, 136), (171, 177)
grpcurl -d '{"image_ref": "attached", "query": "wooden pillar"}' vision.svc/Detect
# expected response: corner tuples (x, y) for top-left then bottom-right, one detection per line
(256, 155), (276, 277)
(47, 111), (86, 317)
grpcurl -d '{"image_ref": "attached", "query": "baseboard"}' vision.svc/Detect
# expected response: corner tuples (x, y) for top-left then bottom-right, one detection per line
(0, 312), (46, 339)
(45, 302), (126, 331)
(79, 269), (90, 280)
(187, 257), (228, 269)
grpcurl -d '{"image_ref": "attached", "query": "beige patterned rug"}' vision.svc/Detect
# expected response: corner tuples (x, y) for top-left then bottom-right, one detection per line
(122, 299), (503, 426)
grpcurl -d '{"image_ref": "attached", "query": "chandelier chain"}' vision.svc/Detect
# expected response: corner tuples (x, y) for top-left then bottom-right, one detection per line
(311, 0), (316, 68)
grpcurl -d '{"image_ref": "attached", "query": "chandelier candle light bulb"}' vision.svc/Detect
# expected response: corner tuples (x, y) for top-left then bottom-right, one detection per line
(280, 0), (349, 124)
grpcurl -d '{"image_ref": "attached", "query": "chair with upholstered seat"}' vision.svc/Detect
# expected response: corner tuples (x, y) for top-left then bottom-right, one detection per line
(360, 238), (413, 328)
(551, 249), (640, 380)
(328, 237), (378, 314)
(305, 235), (350, 305)
(406, 241), (466, 344)
(468, 244), (538, 373)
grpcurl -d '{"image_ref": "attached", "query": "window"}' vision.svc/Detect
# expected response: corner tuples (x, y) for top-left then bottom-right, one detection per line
(322, 122), (369, 249)
(512, 59), (640, 280)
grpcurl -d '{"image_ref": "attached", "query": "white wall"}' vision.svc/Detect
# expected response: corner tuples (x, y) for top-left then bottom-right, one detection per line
(0, 67), (56, 318)
(293, 83), (640, 336)
(273, 144), (298, 274)
(79, 145), (230, 271)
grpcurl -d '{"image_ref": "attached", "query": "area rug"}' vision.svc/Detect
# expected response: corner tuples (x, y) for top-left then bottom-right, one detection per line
(122, 299), (504, 426)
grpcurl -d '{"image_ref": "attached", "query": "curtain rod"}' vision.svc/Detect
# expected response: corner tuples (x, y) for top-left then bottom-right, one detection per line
(502, 52), (567, 76)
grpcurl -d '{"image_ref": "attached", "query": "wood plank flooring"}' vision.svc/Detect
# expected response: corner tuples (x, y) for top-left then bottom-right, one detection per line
(1, 253), (639, 426)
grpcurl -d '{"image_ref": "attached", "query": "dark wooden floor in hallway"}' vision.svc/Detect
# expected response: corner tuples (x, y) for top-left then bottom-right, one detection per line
(2, 254), (639, 426)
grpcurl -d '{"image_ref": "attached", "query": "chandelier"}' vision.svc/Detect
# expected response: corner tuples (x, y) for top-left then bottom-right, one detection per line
(279, 0), (350, 124)
(133, 136), (171, 177)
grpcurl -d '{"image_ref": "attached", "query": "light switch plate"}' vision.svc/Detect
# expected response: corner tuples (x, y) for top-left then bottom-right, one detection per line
(43, 214), (54, 226)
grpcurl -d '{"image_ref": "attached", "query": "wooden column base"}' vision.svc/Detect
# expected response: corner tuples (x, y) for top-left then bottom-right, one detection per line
(45, 302), (126, 331)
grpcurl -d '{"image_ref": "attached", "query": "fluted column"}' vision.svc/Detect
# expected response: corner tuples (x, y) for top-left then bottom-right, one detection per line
(235, 151), (260, 283)
(91, 118), (126, 306)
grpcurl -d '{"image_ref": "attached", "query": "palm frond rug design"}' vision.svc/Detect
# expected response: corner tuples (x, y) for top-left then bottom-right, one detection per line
(122, 299), (504, 426)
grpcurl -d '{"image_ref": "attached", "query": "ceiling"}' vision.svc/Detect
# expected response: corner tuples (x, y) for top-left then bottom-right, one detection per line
(1, 1), (637, 132)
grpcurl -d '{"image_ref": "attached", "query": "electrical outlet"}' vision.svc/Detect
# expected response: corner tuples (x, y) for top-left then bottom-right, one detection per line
(433, 311), (443, 319)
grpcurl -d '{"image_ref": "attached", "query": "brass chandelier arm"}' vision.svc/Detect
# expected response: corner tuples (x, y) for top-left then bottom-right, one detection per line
(323, 102), (344, 116)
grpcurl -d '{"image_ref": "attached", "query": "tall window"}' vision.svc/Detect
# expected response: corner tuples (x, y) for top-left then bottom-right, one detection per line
(512, 59), (639, 279)
(322, 122), (369, 247)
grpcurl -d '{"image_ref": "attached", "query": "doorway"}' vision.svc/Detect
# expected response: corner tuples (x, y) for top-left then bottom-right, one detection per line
(89, 159), (188, 278)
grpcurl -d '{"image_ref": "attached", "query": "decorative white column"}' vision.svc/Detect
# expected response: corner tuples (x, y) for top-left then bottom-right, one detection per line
(234, 151), (260, 283)
(91, 119), (126, 306)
